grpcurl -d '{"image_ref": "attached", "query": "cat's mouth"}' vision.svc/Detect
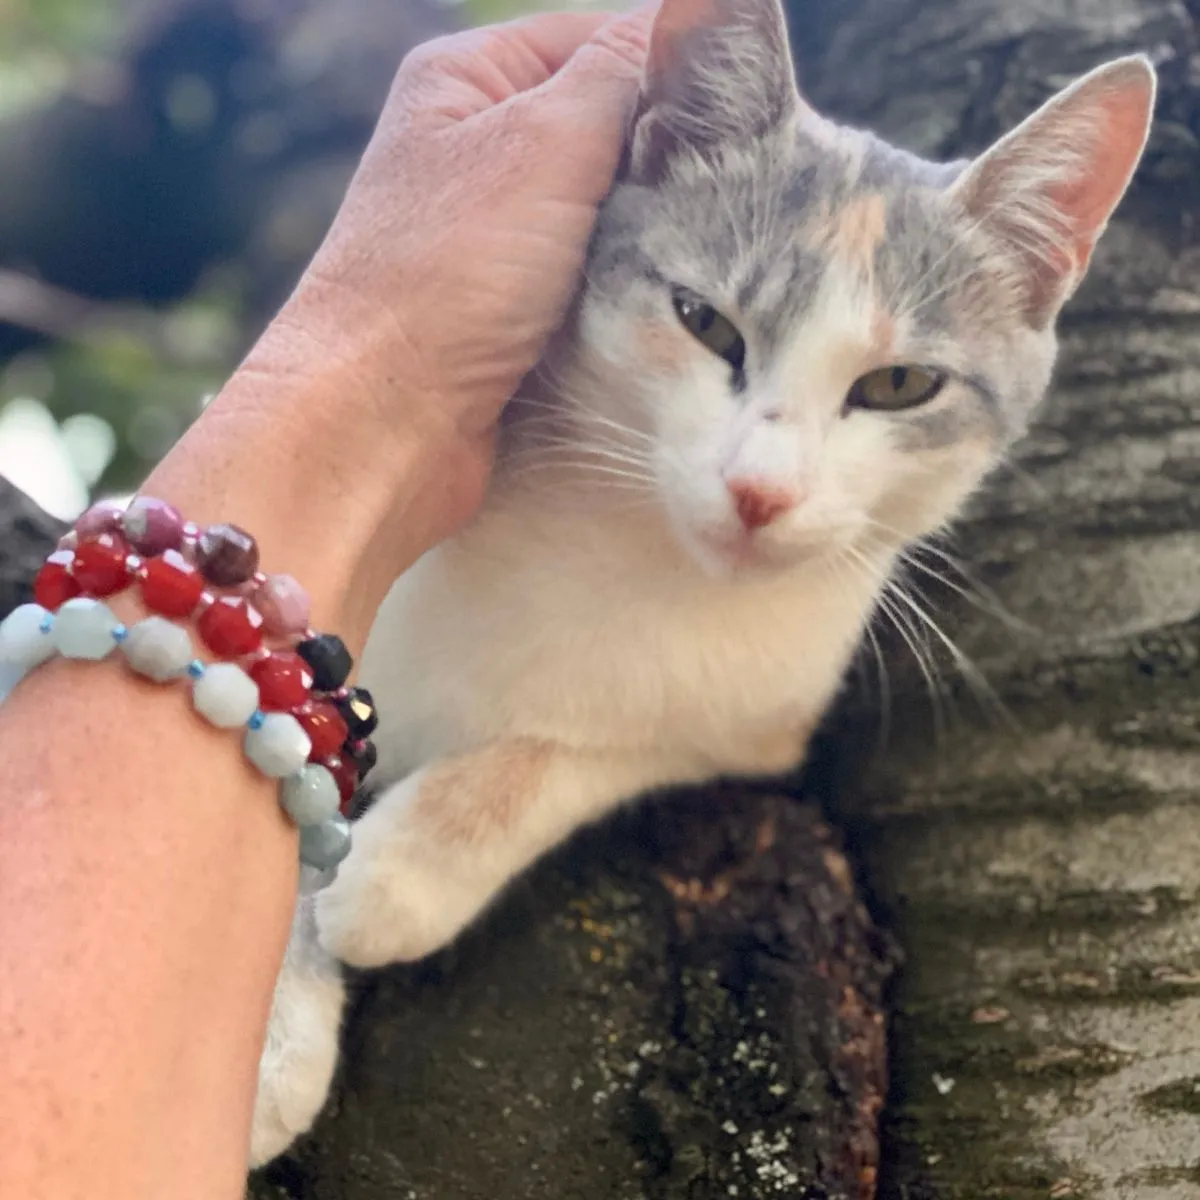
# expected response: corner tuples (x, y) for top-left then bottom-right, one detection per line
(682, 518), (861, 580)
(686, 524), (811, 578)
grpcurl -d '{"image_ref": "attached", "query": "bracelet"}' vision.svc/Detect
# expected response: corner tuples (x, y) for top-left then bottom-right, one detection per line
(0, 496), (378, 891)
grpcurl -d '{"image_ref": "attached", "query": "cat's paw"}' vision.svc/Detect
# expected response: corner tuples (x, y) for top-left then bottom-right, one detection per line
(250, 902), (346, 1167)
(315, 834), (478, 968)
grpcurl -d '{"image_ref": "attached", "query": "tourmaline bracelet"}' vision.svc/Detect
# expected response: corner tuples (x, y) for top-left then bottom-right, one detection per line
(0, 495), (380, 891)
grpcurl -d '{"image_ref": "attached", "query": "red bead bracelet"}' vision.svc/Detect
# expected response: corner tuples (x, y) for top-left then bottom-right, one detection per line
(33, 495), (378, 815)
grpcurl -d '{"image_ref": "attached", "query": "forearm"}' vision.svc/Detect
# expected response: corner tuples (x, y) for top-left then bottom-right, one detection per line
(0, 360), (435, 1199)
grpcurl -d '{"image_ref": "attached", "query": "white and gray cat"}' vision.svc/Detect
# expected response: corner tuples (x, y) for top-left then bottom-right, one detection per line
(250, 0), (1156, 1164)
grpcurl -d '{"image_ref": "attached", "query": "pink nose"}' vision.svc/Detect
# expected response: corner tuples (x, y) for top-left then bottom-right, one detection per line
(727, 479), (797, 531)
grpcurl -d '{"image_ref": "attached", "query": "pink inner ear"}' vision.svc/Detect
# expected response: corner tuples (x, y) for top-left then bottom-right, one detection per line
(954, 56), (1155, 322)
(645, 0), (720, 80)
(1047, 72), (1156, 268)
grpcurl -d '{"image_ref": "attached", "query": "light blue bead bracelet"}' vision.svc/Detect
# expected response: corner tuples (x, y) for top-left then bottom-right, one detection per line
(0, 600), (352, 885)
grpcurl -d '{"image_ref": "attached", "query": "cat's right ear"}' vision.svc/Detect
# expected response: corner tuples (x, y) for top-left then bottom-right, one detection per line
(626, 0), (809, 182)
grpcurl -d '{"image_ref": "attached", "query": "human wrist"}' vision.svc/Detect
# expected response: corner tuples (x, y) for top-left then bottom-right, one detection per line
(141, 357), (421, 655)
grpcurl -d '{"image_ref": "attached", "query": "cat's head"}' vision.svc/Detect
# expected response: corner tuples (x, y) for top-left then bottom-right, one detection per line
(571, 0), (1154, 577)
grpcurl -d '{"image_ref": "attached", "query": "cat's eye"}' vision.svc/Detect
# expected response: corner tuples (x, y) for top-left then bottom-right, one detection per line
(672, 289), (746, 372)
(847, 365), (947, 412)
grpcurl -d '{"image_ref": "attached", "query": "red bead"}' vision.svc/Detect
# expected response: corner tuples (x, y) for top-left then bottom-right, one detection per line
(72, 533), (131, 597)
(197, 596), (264, 658)
(34, 549), (81, 611)
(249, 652), (314, 711)
(296, 701), (349, 761)
(328, 756), (358, 811)
(139, 549), (205, 617)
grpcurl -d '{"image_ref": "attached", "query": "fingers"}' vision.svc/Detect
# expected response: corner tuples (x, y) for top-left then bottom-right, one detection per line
(401, 11), (616, 99)
(538, 5), (654, 109)
(496, 10), (620, 79)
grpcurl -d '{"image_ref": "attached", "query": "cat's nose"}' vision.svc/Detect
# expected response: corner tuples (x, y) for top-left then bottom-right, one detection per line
(726, 479), (798, 531)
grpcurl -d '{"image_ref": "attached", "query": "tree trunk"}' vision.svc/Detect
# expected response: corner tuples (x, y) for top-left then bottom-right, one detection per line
(5, 0), (1198, 1194)
(795, 0), (1200, 1194)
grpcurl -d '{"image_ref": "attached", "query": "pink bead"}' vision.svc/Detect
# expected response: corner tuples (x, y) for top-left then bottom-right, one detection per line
(121, 496), (184, 555)
(74, 499), (125, 539)
(255, 573), (311, 638)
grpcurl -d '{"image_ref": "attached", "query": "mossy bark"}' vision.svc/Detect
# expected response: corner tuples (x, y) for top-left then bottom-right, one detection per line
(247, 792), (892, 1199)
(795, 0), (1200, 1193)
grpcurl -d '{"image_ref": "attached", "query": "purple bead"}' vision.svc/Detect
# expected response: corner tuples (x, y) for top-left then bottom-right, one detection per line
(121, 496), (184, 556)
(255, 573), (311, 638)
(196, 523), (259, 586)
(74, 500), (125, 539)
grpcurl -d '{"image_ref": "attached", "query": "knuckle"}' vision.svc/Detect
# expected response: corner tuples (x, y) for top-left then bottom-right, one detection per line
(587, 14), (653, 73)
(394, 30), (475, 86)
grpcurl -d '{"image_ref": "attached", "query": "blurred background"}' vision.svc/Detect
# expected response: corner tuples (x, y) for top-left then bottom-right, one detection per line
(0, 0), (551, 521)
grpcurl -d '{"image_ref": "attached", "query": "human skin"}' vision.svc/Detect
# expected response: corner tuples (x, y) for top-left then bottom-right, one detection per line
(0, 10), (651, 1199)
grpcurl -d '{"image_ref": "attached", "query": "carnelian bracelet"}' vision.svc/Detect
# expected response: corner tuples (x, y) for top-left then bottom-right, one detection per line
(0, 496), (378, 888)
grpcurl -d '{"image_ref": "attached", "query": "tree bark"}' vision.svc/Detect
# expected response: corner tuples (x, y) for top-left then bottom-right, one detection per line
(795, 0), (1200, 1195)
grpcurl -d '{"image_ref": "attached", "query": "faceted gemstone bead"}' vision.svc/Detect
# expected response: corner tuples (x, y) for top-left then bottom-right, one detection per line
(344, 738), (378, 780)
(121, 496), (184, 556)
(254, 573), (310, 638)
(192, 663), (259, 728)
(53, 597), (120, 660)
(295, 701), (348, 760)
(0, 604), (57, 671)
(197, 596), (264, 657)
(296, 634), (352, 692)
(249, 652), (314, 711)
(279, 764), (340, 826)
(244, 712), (312, 778)
(299, 815), (352, 871)
(72, 533), (132, 597)
(298, 863), (339, 895)
(74, 500), (124, 539)
(34, 549), (80, 611)
(196, 523), (259, 586)
(335, 687), (378, 739)
(139, 549), (205, 618)
(121, 616), (194, 682)
(327, 755), (359, 809)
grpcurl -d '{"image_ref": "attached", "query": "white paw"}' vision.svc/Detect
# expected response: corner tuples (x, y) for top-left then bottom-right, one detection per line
(250, 902), (346, 1167)
(315, 832), (482, 968)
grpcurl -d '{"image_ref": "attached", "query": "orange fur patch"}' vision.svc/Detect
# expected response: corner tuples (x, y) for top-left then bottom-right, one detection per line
(869, 306), (896, 359)
(831, 192), (888, 274)
(412, 739), (553, 845)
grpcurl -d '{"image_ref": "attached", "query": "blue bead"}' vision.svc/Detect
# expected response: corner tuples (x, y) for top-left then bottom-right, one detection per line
(186, 660), (206, 680)
(299, 815), (352, 870)
(111, 624), (129, 643)
(247, 709), (266, 731)
(38, 613), (54, 635)
(280, 764), (340, 826)
(2, 605), (58, 672)
(53, 598), (120, 661)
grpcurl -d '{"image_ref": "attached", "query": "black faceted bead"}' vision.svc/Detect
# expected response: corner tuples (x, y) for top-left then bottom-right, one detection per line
(336, 687), (378, 739)
(345, 738), (378, 779)
(296, 633), (352, 691)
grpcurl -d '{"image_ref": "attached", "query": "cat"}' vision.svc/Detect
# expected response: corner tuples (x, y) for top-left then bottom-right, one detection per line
(249, 0), (1156, 1166)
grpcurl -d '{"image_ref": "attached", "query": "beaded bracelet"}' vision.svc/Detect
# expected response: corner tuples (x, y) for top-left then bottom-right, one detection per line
(0, 496), (378, 891)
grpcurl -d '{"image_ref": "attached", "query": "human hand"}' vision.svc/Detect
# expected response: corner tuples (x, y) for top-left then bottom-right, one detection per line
(247, 7), (654, 536)
(154, 8), (652, 647)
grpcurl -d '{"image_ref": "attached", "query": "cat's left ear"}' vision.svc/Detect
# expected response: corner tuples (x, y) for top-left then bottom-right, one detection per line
(950, 55), (1156, 327)
(627, 0), (812, 181)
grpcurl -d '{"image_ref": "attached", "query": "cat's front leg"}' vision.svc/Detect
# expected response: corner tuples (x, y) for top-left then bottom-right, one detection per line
(250, 896), (347, 1166)
(316, 739), (683, 968)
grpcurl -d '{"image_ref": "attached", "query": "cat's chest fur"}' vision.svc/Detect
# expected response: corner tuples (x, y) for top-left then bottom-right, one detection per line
(360, 463), (887, 785)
